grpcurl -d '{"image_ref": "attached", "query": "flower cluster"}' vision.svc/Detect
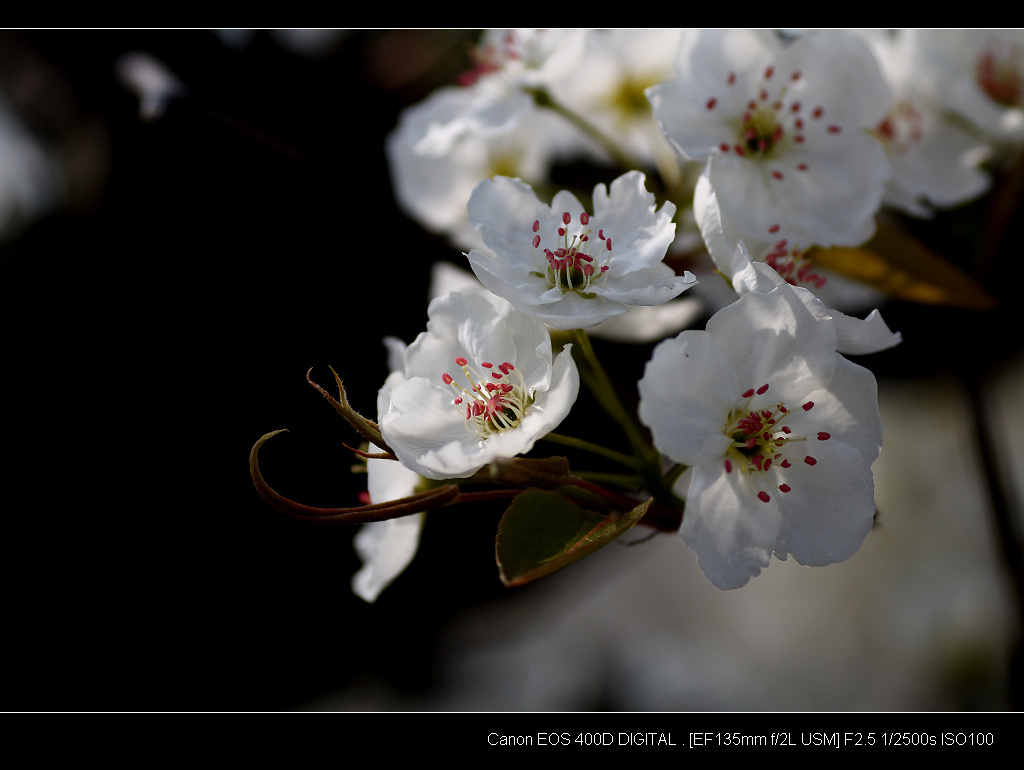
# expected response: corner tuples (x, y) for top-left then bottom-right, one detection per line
(253, 29), (1019, 601)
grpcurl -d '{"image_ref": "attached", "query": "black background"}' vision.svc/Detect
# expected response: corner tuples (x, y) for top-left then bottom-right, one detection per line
(1, 29), (1021, 713)
(0, 29), (505, 712)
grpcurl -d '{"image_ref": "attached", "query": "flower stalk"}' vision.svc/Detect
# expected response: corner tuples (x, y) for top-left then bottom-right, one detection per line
(527, 86), (646, 177)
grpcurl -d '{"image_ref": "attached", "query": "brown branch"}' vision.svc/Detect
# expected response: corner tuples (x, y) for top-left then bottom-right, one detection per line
(306, 367), (393, 454)
(249, 429), (457, 523)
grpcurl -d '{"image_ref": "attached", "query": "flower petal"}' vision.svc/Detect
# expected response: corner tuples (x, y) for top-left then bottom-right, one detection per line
(592, 170), (677, 270)
(352, 513), (424, 603)
(783, 355), (883, 466)
(771, 438), (876, 566)
(677, 463), (781, 590)
(705, 284), (838, 405)
(638, 330), (739, 465)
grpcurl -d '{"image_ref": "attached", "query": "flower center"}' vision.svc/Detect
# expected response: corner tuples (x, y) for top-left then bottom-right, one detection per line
(722, 383), (830, 503)
(740, 105), (785, 157)
(976, 38), (1024, 108)
(529, 211), (612, 297)
(706, 66), (842, 182)
(442, 356), (531, 438)
(610, 74), (663, 120)
(875, 100), (925, 156)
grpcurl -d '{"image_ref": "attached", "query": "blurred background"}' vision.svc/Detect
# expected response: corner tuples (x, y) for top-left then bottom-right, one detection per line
(1, 29), (1021, 712)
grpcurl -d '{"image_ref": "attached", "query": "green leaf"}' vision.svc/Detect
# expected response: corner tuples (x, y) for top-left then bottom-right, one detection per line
(495, 490), (652, 587)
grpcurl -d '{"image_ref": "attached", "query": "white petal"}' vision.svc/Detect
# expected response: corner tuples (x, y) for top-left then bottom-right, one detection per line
(647, 30), (776, 162)
(771, 438), (876, 567)
(638, 330), (739, 465)
(380, 376), (478, 479)
(780, 275), (901, 355)
(677, 463), (781, 590)
(466, 248), (561, 308)
(351, 514), (424, 603)
(352, 435), (426, 603)
(694, 171), (777, 294)
(592, 170), (677, 271)
(830, 308), (902, 356)
(783, 355), (883, 466)
(592, 263), (696, 307)
(488, 289), (630, 330)
(588, 297), (704, 343)
(883, 111), (991, 215)
(705, 284), (838, 405)
(467, 175), (562, 264)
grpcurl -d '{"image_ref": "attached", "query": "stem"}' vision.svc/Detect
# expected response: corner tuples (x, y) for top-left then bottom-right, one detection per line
(573, 470), (645, 488)
(454, 488), (523, 505)
(563, 475), (648, 512)
(572, 329), (656, 464)
(571, 329), (680, 509)
(250, 430), (462, 523)
(543, 431), (640, 469)
(528, 87), (646, 176)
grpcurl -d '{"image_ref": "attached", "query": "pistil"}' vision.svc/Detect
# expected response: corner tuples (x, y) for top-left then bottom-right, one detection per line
(530, 211), (612, 297)
(442, 356), (531, 438)
(722, 383), (830, 503)
(704, 65), (842, 182)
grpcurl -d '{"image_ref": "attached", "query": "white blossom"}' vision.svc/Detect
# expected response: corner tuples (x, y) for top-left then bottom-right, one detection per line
(856, 30), (991, 217)
(414, 29), (587, 157)
(637, 282), (883, 589)
(465, 171), (695, 329)
(379, 290), (579, 480)
(547, 28), (684, 168)
(904, 29), (1024, 145)
(647, 29), (891, 247)
(386, 93), (567, 251)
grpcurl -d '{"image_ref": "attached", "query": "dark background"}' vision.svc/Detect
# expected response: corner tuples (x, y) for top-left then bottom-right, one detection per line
(1, 29), (1021, 712)
(0, 29), (510, 712)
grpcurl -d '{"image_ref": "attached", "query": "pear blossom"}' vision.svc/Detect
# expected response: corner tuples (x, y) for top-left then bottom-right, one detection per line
(414, 29), (587, 157)
(903, 29), (1024, 145)
(637, 283), (883, 589)
(694, 171), (901, 355)
(379, 290), (579, 480)
(465, 171), (696, 329)
(854, 30), (990, 218)
(351, 339), (425, 603)
(647, 28), (891, 247)
(546, 28), (684, 168)
(386, 93), (568, 251)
